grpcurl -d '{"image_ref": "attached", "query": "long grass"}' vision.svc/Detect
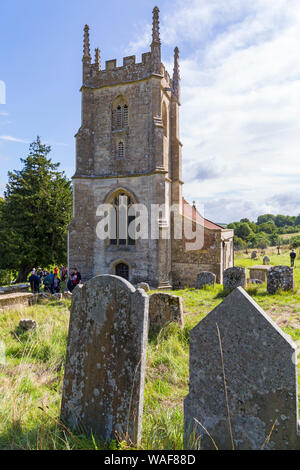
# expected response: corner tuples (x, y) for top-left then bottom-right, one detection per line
(0, 249), (299, 449)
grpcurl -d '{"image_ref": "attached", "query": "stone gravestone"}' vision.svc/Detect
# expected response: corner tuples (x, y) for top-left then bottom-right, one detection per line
(60, 275), (149, 445)
(149, 293), (184, 328)
(267, 266), (294, 295)
(137, 282), (150, 293)
(263, 256), (270, 265)
(251, 251), (257, 259)
(196, 272), (216, 289)
(223, 267), (246, 292)
(184, 287), (299, 450)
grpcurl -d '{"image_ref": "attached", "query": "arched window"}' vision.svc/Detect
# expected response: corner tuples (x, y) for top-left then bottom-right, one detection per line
(112, 97), (129, 131)
(118, 141), (125, 159)
(110, 193), (136, 247)
(123, 105), (128, 127)
(115, 262), (129, 281)
(162, 102), (168, 138)
(117, 106), (122, 128)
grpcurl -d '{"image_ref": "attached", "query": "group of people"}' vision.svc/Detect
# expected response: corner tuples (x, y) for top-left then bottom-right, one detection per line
(28, 266), (81, 294)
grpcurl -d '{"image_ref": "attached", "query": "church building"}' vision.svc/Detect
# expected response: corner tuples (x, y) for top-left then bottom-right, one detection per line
(68, 7), (234, 288)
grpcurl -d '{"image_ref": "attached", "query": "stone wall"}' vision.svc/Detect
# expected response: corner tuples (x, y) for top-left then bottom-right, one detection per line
(171, 226), (234, 287)
(0, 293), (41, 312)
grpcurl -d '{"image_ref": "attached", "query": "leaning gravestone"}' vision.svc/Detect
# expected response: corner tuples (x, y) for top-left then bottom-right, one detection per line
(184, 287), (299, 450)
(137, 282), (150, 293)
(263, 256), (271, 265)
(267, 266), (294, 295)
(60, 275), (149, 445)
(251, 251), (257, 259)
(196, 272), (216, 289)
(223, 267), (246, 291)
(149, 293), (184, 328)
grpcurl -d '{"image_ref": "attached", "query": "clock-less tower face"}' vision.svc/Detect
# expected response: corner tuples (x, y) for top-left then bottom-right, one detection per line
(69, 8), (182, 288)
(69, 9), (234, 288)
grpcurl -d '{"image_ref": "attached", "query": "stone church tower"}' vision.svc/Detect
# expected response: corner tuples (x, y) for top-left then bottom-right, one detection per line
(69, 7), (234, 288)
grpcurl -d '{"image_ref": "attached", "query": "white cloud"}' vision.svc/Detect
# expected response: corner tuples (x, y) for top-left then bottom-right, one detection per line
(0, 135), (30, 144)
(128, 1), (300, 222)
(171, 1), (300, 221)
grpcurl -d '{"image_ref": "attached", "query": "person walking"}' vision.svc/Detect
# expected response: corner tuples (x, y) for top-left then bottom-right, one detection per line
(290, 249), (297, 267)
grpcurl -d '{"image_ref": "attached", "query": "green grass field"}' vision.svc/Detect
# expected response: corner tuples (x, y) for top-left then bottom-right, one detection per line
(0, 250), (299, 450)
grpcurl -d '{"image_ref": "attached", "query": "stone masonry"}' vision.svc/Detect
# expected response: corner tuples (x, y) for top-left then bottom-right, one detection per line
(149, 292), (184, 328)
(68, 7), (234, 289)
(223, 267), (247, 291)
(267, 266), (295, 294)
(184, 287), (300, 450)
(60, 275), (149, 445)
(196, 272), (216, 289)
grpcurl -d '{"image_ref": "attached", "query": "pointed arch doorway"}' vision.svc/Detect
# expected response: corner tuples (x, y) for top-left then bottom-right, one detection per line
(115, 262), (129, 281)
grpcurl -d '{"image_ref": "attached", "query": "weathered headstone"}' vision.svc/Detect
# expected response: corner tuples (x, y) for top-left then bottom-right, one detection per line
(249, 265), (272, 283)
(263, 256), (271, 265)
(196, 272), (216, 289)
(251, 251), (257, 259)
(60, 275), (149, 445)
(137, 282), (150, 293)
(19, 319), (38, 331)
(250, 279), (263, 285)
(267, 266), (294, 294)
(184, 287), (300, 450)
(223, 267), (246, 291)
(149, 293), (184, 328)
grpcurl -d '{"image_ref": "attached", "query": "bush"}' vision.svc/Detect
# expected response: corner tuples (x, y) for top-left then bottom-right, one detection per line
(0, 269), (11, 286)
(290, 236), (300, 248)
(234, 236), (246, 250)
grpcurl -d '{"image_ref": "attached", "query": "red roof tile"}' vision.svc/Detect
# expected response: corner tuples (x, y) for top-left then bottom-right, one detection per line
(182, 198), (224, 231)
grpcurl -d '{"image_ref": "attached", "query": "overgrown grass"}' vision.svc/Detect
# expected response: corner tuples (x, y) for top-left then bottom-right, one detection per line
(0, 251), (299, 450)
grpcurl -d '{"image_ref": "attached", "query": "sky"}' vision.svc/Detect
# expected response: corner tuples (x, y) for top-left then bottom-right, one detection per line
(0, 0), (300, 223)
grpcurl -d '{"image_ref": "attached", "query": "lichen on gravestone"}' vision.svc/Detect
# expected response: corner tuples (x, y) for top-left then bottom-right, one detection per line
(184, 287), (300, 450)
(60, 275), (149, 446)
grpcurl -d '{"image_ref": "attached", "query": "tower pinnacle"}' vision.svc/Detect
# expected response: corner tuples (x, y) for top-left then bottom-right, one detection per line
(151, 6), (161, 74)
(95, 48), (101, 71)
(172, 47), (181, 102)
(83, 24), (91, 63)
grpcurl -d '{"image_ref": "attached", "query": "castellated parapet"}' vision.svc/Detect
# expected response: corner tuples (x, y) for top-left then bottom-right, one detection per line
(84, 53), (173, 89)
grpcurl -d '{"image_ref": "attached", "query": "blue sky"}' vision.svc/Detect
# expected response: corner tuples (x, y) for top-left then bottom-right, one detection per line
(1, 0), (300, 223)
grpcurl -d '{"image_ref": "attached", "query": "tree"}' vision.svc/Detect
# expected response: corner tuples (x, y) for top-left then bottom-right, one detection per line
(257, 214), (276, 225)
(290, 236), (300, 249)
(240, 218), (250, 224)
(233, 236), (246, 251)
(275, 214), (290, 228)
(258, 221), (277, 234)
(234, 222), (254, 240)
(0, 137), (73, 282)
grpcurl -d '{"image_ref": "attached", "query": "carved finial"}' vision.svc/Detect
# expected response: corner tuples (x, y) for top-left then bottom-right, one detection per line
(152, 7), (161, 45)
(173, 47), (181, 101)
(83, 24), (91, 63)
(95, 48), (101, 71)
(151, 7), (161, 74)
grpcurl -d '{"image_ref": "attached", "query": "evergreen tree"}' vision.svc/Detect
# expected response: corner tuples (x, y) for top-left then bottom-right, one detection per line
(0, 137), (72, 282)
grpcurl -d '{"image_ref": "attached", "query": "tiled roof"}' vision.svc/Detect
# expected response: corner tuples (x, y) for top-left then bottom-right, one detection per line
(182, 198), (224, 231)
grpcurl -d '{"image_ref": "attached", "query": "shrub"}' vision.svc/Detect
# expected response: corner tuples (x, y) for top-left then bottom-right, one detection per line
(290, 236), (300, 248)
(0, 269), (11, 286)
